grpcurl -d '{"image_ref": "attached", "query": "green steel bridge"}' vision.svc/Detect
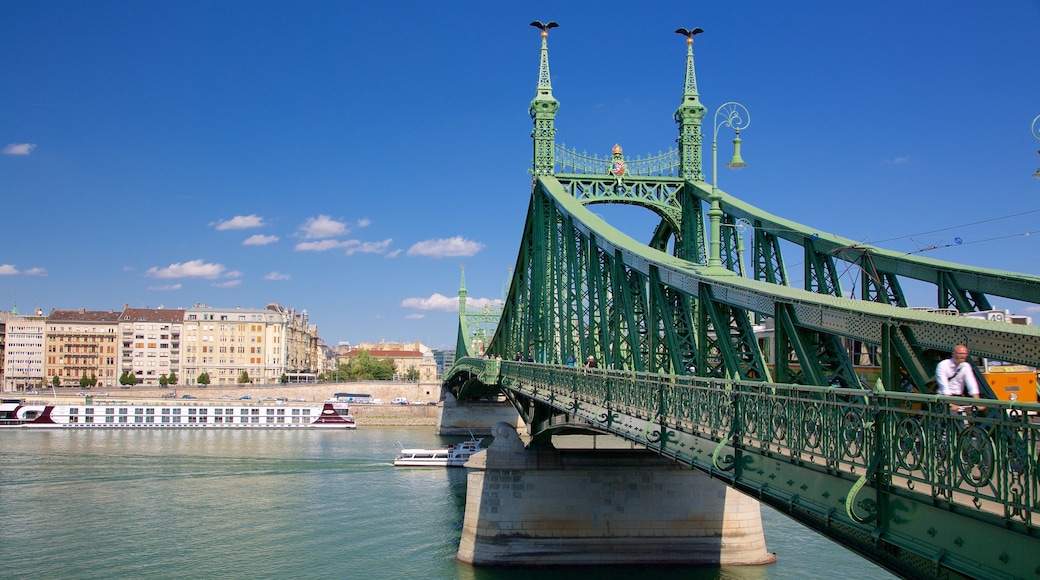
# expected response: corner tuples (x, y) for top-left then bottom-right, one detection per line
(443, 25), (1040, 579)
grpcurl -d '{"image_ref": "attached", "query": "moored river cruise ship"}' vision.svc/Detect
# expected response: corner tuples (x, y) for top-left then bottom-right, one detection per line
(0, 398), (357, 429)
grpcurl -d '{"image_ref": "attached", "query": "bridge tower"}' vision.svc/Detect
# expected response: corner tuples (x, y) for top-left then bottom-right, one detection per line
(529, 21), (559, 177)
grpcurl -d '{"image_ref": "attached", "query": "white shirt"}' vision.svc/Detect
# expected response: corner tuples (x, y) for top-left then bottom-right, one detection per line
(935, 357), (979, 397)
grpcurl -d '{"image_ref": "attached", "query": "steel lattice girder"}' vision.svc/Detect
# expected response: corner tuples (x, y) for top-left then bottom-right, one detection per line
(484, 178), (1040, 394)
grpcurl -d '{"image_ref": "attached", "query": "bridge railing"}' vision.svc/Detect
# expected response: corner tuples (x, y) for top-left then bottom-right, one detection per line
(485, 359), (1039, 530)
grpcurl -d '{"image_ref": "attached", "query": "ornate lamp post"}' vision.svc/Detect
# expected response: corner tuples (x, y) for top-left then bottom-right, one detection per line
(708, 102), (751, 269)
(1031, 115), (1040, 179)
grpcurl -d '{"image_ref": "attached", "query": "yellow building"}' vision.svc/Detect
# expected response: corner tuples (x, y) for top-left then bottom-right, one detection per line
(45, 309), (121, 388)
(182, 304), (287, 385)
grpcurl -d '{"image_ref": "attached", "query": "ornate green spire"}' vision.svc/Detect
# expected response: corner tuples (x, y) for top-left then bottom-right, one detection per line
(530, 21), (560, 177)
(458, 264), (468, 325)
(674, 27), (707, 182)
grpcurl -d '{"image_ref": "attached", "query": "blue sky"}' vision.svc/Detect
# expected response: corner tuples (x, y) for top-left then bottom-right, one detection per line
(3, 1), (1040, 349)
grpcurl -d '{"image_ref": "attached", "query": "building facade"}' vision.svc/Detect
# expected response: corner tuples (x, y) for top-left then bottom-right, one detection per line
(3, 309), (46, 391)
(181, 305), (287, 386)
(118, 307), (186, 387)
(45, 309), (121, 388)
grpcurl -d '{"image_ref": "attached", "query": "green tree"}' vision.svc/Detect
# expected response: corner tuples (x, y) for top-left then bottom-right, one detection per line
(167, 371), (178, 386)
(159, 373), (169, 387)
(280, 373), (289, 384)
(405, 368), (420, 382)
(238, 370), (250, 384)
(127, 372), (138, 386)
(51, 374), (60, 388)
(79, 372), (90, 388)
(343, 350), (396, 381)
(197, 372), (210, 386)
(89, 373), (98, 387)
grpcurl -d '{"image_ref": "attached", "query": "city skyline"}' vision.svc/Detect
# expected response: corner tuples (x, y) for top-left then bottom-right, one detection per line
(4, 2), (1040, 348)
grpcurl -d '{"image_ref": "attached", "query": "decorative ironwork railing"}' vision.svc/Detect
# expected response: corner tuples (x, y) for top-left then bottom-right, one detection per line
(554, 144), (680, 177)
(481, 360), (1039, 530)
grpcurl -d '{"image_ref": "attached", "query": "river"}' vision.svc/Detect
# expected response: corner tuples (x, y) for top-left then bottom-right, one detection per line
(0, 427), (895, 579)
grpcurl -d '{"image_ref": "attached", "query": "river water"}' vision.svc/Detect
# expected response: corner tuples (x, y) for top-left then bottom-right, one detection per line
(0, 428), (895, 579)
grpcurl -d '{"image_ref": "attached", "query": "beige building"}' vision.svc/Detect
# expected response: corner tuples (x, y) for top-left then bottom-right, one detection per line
(45, 309), (121, 388)
(3, 309), (47, 391)
(265, 303), (320, 376)
(181, 304), (287, 385)
(118, 307), (186, 387)
(343, 340), (438, 382)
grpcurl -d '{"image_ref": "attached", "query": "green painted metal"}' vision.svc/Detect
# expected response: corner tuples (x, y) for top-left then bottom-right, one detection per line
(447, 360), (1040, 579)
(529, 23), (558, 178)
(442, 25), (1040, 577)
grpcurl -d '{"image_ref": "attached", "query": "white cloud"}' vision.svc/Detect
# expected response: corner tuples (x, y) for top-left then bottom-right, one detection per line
(3, 143), (35, 155)
(213, 214), (265, 230)
(145, 259), (226, 279)
(356, 218), (371, 228)
(264, 272), (291, 281)
(223, 270), (242, 279)
(299, 215), (347, 239)
(386, 249), (402, 259)
(401, 293), (458, 312)
(295, 239), (352, 252)
(882, 155), (910, 165)
(213, 280), (242, 288)
(0, 264), (46, 276)
(147, 283), (182, 291)
(400, 294), (503, 312)
(405, 313), (426, 320)
(407, 236), (484, 258)
(344, 238), (393, 256)
(243, 234), (279, 246)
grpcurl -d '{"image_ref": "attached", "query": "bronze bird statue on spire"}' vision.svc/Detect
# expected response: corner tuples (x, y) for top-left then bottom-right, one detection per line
(675, 27), (704, 38)
(530, 21), (559, 32)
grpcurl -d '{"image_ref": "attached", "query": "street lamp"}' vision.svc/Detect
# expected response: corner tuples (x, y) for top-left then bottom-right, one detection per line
(1031, 115), (1040, 179)
(709, 102), (751, 269)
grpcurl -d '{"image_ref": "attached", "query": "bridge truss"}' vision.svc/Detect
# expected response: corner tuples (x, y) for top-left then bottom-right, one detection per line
(443, 24), (1040, 579)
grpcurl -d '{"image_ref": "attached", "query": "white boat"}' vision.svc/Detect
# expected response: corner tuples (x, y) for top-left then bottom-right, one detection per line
(0, 398), (356, 429)
(393, 435), (486, 467)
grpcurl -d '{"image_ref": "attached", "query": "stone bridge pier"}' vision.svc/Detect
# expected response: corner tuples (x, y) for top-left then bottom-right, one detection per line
(457, 423), (777, 567)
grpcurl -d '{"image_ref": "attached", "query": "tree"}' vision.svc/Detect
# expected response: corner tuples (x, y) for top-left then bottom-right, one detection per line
(79, 372), (90, 388)
(167, 371), (178, 386)
(159, 373), (169, 387)
(89, 373), (98, 387)
(197, 372), (211, 386)
(51, 374), (60, 388)
(238, 371), (250, 384)
(280, 373), (289, 384)
(342, 350), (397, 381)
(405, 368), (420, 382)
(127, 372), (138, 387)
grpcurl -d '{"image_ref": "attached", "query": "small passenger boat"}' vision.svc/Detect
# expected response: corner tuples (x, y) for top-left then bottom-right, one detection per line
(393, 435), (486, 467)
(0, 398), (357, 429)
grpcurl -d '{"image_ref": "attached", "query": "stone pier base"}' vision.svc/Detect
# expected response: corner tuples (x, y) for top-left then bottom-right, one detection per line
(457, 423), (776, 567)
(437, 393), (522, 436)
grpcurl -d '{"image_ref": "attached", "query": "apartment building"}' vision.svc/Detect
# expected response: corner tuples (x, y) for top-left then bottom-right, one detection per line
(118, 307), (186, 387)
(45, 309), (121, 388)
(3, 309), (46, 391)
(181, 304), (287, 385)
